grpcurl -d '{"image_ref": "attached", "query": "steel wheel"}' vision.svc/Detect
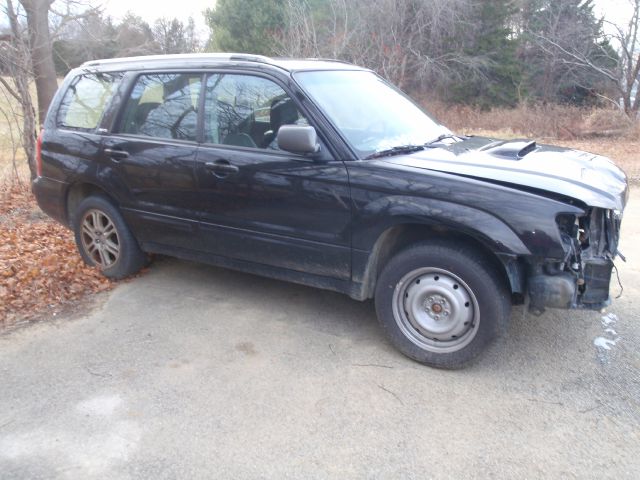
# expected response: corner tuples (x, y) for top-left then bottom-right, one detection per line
(80, 208), (120, 269)
(391, 267), (480, 353)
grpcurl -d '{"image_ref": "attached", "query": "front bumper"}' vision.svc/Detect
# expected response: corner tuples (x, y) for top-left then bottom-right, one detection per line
(527, 207), (621, 314)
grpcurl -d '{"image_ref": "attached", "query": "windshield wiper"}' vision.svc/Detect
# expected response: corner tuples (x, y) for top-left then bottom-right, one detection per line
(365, 144), (425, 160)
(424, 133), (460, 147)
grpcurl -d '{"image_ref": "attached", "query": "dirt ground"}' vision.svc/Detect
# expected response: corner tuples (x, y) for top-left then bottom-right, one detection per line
(0, 187), (638, 479)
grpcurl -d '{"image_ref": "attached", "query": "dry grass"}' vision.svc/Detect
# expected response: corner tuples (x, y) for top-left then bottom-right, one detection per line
(0, 77), (37, 182)
(426, 99), (636, 139)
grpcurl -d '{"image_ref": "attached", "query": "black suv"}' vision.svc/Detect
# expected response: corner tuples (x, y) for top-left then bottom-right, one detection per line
(33, 54), (628, 368)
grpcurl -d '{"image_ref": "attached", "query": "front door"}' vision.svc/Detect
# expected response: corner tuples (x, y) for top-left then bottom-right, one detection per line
(195, 72), (352, 280)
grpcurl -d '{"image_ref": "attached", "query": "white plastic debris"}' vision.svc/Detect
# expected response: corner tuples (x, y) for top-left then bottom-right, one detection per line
(593, 337), (617, 350)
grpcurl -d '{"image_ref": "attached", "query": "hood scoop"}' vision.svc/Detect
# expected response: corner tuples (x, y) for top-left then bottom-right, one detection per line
(479, 140), (538, 160)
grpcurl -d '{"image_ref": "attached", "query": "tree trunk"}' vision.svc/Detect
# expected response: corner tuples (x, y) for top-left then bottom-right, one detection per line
(19, 0), (58, 126)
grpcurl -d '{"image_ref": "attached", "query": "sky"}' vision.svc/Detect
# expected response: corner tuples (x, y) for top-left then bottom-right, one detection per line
(594, 0), (636, 32)
(102, 0), (212, 32)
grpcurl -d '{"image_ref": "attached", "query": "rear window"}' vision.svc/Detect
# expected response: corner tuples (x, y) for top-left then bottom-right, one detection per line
(57, 73), (122, 130)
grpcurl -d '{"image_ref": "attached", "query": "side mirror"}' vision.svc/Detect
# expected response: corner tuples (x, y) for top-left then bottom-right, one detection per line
(277, 125), (320, 155)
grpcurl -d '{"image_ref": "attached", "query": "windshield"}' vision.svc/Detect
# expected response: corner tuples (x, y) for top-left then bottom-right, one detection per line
(294, 70), (450, 158)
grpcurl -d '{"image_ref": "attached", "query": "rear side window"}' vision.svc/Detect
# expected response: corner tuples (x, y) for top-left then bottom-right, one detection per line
(118, 73), (202, 141)
(57, 73), (122, 130)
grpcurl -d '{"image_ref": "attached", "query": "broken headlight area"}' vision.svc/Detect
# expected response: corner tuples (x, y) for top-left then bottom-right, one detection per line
(528, 208), (622, 314)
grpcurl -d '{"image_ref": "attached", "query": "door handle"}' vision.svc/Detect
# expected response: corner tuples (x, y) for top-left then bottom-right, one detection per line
(204, 161), (239, 176)
(104, 148), (129, 162)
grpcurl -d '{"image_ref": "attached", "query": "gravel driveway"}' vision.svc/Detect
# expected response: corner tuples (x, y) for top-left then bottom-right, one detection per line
(1, 190), (639, 479)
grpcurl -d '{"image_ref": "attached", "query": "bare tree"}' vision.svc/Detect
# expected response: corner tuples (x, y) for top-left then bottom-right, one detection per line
(526, 0), (640, 116)
(613, 0), (640, 116)
(19, 0), (58, 125)
(153, 17), (200, 54)
(275, 0), (483, 91)
(0, 0), (95, 179)
(276, 0), (321, 58)
(356, 0), (480, 90)
(113, 13), (158, 57)
(1, 0), (38, 179)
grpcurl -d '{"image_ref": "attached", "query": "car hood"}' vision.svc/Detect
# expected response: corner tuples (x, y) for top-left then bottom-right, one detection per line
(381, 137), (629, 211)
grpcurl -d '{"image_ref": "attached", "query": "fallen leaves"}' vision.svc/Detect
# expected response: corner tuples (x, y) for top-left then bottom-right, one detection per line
(1, 182), (114, 328)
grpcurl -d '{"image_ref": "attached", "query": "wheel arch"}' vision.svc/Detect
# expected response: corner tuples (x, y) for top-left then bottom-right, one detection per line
(66, 182), (118, 227)
(354, 222), (526, 301)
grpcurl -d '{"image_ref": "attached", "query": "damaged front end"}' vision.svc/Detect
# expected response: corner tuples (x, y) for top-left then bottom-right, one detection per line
(528, 207), (624, 315)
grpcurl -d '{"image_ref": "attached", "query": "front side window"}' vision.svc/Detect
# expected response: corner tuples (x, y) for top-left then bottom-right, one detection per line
(204, 74), (308, 149)
(58, 73), (122, 130)
(119, 73), (202, 141)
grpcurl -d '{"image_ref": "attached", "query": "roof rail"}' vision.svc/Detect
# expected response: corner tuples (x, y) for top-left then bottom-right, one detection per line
(228, 53), (274, 65)
(81, 53), (277, 69)
(302, 57), (352, 65)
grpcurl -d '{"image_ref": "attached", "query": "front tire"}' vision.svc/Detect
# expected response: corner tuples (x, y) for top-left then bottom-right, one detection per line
(73, 195), (147, 280)
(374, 241), (511, 368)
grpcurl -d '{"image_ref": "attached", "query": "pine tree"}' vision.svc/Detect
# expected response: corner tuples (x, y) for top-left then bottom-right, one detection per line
(442, 0), (521, 107)
(205, 0), (286, 56)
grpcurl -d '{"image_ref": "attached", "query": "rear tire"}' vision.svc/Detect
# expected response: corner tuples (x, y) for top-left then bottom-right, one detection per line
(73, 195), (147, 280)
(374, 241), (511, 368)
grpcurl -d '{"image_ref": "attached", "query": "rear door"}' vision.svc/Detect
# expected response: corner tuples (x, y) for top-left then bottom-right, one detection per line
(47, 71), (124, 187)
(103, 72), (203, 250)
(195, 72), (352, 279)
